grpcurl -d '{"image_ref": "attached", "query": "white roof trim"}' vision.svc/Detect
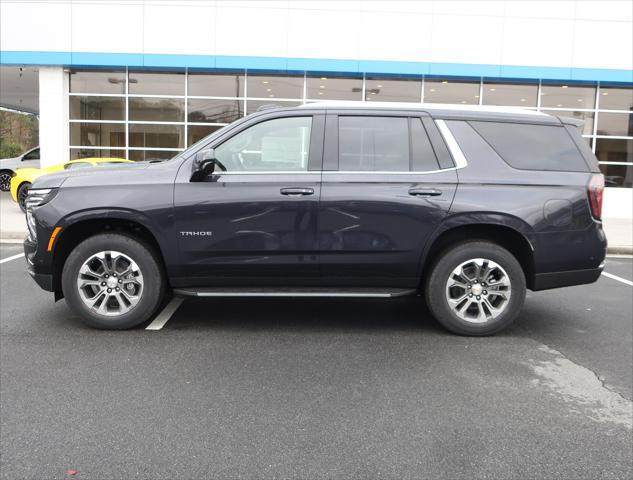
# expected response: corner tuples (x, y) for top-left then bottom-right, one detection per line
(299, 100), (547, 116)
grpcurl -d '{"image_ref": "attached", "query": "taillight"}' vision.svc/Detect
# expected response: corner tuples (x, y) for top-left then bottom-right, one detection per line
(587, 174), (604, 220)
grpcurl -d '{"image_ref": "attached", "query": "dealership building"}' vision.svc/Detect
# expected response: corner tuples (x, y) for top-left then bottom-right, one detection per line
(1, 0), (631, 217)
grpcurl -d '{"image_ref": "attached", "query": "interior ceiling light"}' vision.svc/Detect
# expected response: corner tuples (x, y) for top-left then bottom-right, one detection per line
(441, 80), (448, 84)
(561, 85), (568, 88)
(318, 92), (323, 95)
(557, 104), (563, 107)
(321, 77), (327, 80)
(602, 92), (609, 95)
(577, 98), (583, 102)
(520, 98), (526, 102)
(262, 80), (269, 84)
(377, 84), (383, 88)
(489, 88), (496, 91)
(266, 88), (272, 92)
(319, 85), (325, 89)
(430, 88), (436, 92)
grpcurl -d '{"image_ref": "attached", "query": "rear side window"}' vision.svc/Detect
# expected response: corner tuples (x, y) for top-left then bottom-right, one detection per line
(339, 116), (409, 171)
(411, 118), (440, 171)
(470, 121), (588, 172)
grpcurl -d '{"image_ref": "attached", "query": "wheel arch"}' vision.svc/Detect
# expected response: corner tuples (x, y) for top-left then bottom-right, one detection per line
(51, 210), (171, 299)
(421, 219), (536, 290)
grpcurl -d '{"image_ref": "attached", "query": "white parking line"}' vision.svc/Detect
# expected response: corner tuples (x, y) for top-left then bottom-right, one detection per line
(601, 272), (633, 287)
(0, 253), (24, 264)
(146, 296), (184, 331)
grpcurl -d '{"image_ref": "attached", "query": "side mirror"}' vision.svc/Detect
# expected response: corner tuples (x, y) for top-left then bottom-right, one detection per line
(191, 148), (217, 181)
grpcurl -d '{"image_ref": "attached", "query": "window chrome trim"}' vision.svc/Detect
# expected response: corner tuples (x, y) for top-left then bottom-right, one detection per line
(322, 169), (456, 175)
(435, 119), (468, 169)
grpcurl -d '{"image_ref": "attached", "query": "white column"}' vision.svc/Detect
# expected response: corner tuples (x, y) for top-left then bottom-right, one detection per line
(38, 67), (69, 168)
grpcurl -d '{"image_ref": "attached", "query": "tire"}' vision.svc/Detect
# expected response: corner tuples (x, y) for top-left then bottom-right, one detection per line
(62, 233), (165, 329)
(424, 240), (526, 336)
(0, 170), (13, 192)
(17, 182), (30, 213)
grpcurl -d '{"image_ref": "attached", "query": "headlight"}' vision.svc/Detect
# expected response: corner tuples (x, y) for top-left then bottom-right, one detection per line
(25, 188), (58, 210)
(25, 188), (58, 241)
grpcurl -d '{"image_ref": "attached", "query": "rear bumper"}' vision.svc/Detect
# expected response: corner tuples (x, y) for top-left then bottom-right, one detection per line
(532, 264), (604, 291)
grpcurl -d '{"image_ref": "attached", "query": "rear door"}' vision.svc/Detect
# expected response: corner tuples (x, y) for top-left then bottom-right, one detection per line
(318, 111), (458, 287)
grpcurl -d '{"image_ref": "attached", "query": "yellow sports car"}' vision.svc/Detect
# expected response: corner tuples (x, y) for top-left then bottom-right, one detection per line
(10, 157), (131, 212)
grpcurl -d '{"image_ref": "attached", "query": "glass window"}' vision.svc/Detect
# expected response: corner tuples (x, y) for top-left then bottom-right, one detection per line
(22, 148), (40, 160)
(598, 87), (633, 111)
(365, 77), (421, 102)
(246, 100), (302, 115)
(306, 76), (362, 101)
(247, 75), (303, 99)
(469, 121), (588, 172)
(215, 117), (312, 172)
(70, 148), (125, 160)
(424, 79), (479, 104)
(540, 84), (596, 109)
(596, 112), (633, 137)
(600, 163), (633, 188)
(188, 73), (244, 97)
(129, 97), (185, 122)
(128, 71), (185, 96)
(70, 96), (125, 121)
(541, 110), (594, 136)
(411, 118), (440, 171)
(129, 124), (184, 149)
(70, 70), (125, 94)
(188, 99), (243, 123)
(64, 162), (92, 170)
(70, 123), (126, 148)
(595, 138), (633, 163)
(339, 116), (409, 171)
(482, 82), (538, 107)
(188, 125), (224, 147)
(128, 150), (177, 162)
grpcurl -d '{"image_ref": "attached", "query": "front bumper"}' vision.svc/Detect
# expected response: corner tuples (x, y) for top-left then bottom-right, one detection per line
(24, 236), (54, 292)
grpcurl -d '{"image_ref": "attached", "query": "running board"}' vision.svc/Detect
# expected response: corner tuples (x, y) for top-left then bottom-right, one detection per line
(173, 287), (418, 298)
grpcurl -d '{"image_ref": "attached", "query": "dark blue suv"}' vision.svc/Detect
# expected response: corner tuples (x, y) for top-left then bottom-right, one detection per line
(23, 103), (606, 335)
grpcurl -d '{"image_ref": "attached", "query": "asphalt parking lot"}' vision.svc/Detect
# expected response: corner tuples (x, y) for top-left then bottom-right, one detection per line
(1, 243), (632, 479)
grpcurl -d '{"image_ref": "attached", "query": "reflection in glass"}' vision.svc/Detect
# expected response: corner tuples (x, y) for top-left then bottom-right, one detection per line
(70, 96), (125, 121)
(247, 75), (304, 99)
(595, 138), (633, 163)
(598, 87), (633, 111)
(188, 99), (243, 123)
(540, 109), (594, 136)
(70, 148), (126, 160)
(365, 77), (421, 102)
(482, 82), (537, 107)
(246, 100), (302, 115)
(596, 113), (633, 137)
(70, 70), (126, 94)
(306, 76), (362, 101)
(128, 150), (178, 162)
(540, 84), (596, 109)
(128, 71), (185, 96)
(188, 73), (244, 97)
(599, 163), (632, 188)
(424, 80), (479, 104)
(70, 123), (126, 147)
(188, 125), (224, 146)
(129, 97), (185, 122)
(129, 124), (184, 149)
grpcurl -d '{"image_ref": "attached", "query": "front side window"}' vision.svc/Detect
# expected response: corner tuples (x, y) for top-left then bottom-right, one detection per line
(339, 116), (409, 171)
(215, 117), (312, 172)
(22, 148), (39, 161)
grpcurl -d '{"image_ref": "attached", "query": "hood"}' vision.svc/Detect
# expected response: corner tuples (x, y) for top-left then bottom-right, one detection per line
(31, 162), (151, 189)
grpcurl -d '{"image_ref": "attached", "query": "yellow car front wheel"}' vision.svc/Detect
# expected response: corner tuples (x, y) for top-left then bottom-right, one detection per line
(17, 182), (30, 213)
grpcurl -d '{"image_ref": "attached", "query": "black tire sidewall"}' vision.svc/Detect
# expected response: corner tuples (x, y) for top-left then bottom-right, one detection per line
(425, 241), (526, 336)
(62, 233), (165, 329)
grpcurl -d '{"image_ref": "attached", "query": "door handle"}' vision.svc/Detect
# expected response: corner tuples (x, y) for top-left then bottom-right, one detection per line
(409, 188), (442, 197)
(280, 187), (314, 196)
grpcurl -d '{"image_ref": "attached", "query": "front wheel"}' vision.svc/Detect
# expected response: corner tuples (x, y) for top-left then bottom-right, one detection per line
(424, 241), (526, 336)
(17, 182), (30, 212)
(62, 233), (165, 329)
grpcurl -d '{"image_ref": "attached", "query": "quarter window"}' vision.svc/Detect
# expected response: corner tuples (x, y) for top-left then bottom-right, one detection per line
(339, 116), (410, 171)
(215, 117), (312, 172)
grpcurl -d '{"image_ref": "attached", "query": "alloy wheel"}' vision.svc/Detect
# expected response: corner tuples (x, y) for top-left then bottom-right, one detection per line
(0, 172), (11, 191)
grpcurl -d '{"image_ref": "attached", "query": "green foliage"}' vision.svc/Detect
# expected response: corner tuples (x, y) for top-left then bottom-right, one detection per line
(0, 110), (39, 159)
(0, 141), (24, 159)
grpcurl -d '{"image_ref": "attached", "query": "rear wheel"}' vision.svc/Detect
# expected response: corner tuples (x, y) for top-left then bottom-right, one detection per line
(17, 182), (31, 212)
(0, 170), (13, 191)
(425, 240), (526, 336)
(62, 233), (165, 329)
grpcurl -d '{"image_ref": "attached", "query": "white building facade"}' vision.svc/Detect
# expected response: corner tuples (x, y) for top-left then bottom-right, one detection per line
(1, 0), (632, 217)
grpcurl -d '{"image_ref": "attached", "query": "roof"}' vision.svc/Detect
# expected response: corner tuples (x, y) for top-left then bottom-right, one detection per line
(298, 101), (547, 117)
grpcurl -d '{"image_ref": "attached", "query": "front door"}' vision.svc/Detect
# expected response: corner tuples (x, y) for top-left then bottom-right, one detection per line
(174, 114), (324, 285)
(318, 113), (458, 287)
